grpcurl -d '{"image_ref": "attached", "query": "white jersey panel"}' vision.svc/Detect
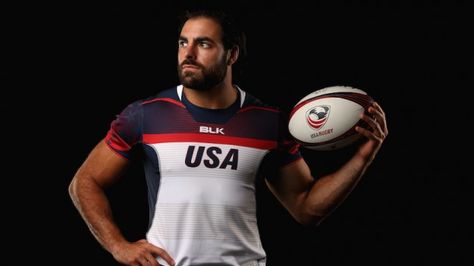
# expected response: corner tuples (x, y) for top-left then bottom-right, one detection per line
(146, 142), (268, 266)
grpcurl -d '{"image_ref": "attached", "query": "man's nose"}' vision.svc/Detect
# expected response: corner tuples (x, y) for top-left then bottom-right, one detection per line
(183, 43), (197, 59)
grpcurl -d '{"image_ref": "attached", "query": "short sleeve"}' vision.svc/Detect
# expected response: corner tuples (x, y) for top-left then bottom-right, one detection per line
(104, 101), (143, 158)
(275, 110), (302, 166)
(260, 111), (302, 181)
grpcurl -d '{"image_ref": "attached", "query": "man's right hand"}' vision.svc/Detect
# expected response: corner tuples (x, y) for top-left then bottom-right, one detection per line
(112, 239), (175, 266)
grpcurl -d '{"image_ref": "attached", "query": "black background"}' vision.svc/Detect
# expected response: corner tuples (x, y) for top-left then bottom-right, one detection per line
(4, 1), (473, 265)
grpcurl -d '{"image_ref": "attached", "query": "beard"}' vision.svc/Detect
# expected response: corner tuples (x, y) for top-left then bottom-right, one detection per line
(177, 55), (228, 91)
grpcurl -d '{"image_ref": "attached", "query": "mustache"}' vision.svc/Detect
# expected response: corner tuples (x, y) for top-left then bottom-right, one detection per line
(180, 59), (203, 68)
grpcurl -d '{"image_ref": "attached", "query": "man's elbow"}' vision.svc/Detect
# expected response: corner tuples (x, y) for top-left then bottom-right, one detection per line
(295, 210), (327, 227)
(69, 175), (87, 206)
(68, 178), (79, 202)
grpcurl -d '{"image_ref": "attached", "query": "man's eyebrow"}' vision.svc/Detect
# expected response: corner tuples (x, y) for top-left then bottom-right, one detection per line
(194, 37), (214, 43)
(178, 36), (215, 43)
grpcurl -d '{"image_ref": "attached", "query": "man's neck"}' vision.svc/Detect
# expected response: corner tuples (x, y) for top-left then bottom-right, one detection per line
(183, 83), (238, 109)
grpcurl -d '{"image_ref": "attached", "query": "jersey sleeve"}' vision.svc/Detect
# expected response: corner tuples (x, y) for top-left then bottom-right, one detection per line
(275, 110), (302, 166)
(259, 111), (302, 181)
(104, 101), (143, 158)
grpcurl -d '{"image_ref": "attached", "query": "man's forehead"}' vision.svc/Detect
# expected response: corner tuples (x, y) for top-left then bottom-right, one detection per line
(181, 17), (222, 39)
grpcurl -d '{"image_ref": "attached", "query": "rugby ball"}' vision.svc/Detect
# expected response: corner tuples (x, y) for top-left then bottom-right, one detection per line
(288, 86), (373, 151)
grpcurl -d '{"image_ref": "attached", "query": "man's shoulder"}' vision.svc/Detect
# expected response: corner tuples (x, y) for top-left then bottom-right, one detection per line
(242, 91), (281, 113)
(124, 86), (181, 107)
(120, 86), (180, 111)
(141, 86), (179, 103)
(155, 86), (180, 100)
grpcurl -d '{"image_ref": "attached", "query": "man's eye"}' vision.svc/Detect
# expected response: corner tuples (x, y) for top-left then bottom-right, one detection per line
(178, 40), (187, 47)
(200, 42), (210, 48)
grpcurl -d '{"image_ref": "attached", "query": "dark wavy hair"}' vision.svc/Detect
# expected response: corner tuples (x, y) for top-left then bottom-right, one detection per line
(178, 9), (247, 60)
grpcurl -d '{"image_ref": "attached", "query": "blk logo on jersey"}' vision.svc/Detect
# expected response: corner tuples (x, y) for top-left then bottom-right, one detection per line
(306, 105), (330, 130)
(185, 145), (238, 170)
(199, 126), (225, 135)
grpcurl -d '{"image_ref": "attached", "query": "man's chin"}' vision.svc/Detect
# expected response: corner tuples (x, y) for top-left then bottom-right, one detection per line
(180, 72), (201, 82)
(182, 81), (212, 91)
(181, 79), (198, 88)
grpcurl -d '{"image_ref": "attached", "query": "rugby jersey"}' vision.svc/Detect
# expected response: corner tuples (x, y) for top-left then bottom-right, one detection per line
(105, 85), (301, 265)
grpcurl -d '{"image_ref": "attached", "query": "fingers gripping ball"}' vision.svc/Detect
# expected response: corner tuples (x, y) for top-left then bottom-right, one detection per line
(289, 86), (373, 151)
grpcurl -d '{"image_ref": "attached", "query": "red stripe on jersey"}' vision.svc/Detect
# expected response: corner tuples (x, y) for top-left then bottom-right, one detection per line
(106, 129), (132, 151)
(143, 133), (277, 149)
(237, 106), (279, 113)
(142, 98), (185, 108)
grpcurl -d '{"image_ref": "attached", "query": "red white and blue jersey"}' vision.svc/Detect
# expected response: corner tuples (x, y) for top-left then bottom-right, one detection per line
(105, 85), (301, 266)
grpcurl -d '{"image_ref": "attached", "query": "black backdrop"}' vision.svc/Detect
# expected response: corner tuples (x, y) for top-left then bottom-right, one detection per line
(4, 1), (473, 265)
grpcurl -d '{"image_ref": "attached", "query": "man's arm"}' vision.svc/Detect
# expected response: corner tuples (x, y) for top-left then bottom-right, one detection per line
(69, 139), (175, 266)
(69, 139), (131, 254)
(266, 102), (388, 226)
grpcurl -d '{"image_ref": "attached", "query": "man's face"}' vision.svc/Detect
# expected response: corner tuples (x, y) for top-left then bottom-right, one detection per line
(177, 17), (229, 91)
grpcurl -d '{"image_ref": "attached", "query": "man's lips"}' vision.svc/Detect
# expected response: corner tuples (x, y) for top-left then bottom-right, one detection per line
(182, 64), (200, 69)
(181, 64), (201, 74)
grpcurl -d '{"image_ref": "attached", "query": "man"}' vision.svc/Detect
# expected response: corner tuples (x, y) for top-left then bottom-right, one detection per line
(69, 9), (388, 266)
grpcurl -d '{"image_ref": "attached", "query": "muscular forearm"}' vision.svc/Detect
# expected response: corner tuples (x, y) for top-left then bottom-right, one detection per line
(305, 153), (371, 223)
(69, 175), (127, 254)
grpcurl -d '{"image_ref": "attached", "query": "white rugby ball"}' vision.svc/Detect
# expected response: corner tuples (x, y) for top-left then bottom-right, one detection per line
(288, 86), (373, 151)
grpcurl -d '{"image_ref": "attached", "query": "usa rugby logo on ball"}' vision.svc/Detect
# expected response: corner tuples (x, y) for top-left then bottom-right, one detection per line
(306, 105), (330, 130)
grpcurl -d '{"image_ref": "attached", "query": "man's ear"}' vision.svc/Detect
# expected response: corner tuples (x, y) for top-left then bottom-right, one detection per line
(227, 46), (239, 65)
